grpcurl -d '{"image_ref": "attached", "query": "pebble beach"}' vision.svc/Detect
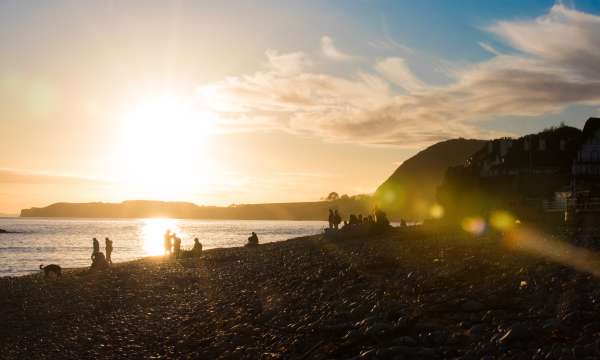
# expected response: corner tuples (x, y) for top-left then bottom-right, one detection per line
(2, 226), (600, 359)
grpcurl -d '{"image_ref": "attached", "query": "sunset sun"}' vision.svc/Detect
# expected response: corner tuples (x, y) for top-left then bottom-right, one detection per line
(117, 94), (215, 188)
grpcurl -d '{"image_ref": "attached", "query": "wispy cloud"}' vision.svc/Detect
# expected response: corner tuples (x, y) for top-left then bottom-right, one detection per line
(320, 36), (352, 61)
(478, 41), (501, 56)
(375, 57), (424, 92)
(196, 4), (600, 148)
(0, 168), (110, 185)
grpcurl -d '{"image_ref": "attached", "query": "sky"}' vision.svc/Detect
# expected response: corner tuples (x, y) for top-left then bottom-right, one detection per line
(1, 0), (600, 213)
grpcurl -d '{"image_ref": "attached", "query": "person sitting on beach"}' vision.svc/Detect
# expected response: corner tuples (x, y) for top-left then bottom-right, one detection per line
(341, 220), (349, 231)
(163, 230), (173, 256)
(91, 251), (109, 270)
(246, 232), (259, 247)
(328, 209), (334, 229)
(105, 237), (113, 264)
(92, 237), (100, 257)
(173, 236), (182, 259)
(192, 238), (203, 256)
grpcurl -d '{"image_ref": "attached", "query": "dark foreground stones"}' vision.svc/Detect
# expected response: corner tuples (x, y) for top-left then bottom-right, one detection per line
(1, 227), (600, 359)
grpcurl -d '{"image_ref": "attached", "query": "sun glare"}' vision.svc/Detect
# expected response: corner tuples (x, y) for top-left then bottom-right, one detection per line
(116, 94), (217, 195)
(141, 218), (182, 256)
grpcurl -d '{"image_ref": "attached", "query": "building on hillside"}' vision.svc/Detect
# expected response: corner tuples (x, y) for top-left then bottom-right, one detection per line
(572, 117), (600, 177)
(568, 118), (600, 220)
(467, 126), (581, 178)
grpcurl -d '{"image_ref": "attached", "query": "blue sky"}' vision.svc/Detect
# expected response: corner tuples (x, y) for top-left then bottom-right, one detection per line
(1, 0), (600, 211)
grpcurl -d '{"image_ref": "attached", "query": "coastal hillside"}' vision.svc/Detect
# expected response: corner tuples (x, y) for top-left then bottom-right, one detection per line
(20, 198), (372, 221)
(375, 139), (486, 219)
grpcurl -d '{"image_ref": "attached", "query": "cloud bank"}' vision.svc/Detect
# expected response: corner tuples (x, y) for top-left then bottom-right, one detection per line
(197, 4), (600, 147)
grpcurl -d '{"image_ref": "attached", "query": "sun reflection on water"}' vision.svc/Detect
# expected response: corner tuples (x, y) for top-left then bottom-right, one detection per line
(141, 218), (181, 256)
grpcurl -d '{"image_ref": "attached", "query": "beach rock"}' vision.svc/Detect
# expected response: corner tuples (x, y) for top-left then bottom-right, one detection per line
(462, 300), (485, 312)
(583, 321), (600, 333)
(394, 336), (417, 346)
(467, 324), (487, 338)
(363, 322), (394, 336)
(498, 323), (530, 344)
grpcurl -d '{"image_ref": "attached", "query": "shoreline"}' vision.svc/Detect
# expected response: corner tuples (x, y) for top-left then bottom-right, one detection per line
(2, 227), (600, 359)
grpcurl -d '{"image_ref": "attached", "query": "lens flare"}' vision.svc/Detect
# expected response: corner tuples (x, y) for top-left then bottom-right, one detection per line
(461, 216), (486, 235)
(504, 226), (600, 277)
(490, 210), (516, 231)
(429, 204), (445, 219)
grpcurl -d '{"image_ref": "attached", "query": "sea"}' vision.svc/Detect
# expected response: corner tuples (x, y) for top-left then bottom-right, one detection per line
(0, 218), (327, 277)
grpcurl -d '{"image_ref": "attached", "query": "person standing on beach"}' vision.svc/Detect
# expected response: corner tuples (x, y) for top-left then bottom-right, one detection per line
(105, 237), (113, 264)
(173, 236), (181, 259)
(333, 210), (341, 230)
(328, 209), (334, 229)
(92, 237), (100, 256)
(163, 230), (172, 256)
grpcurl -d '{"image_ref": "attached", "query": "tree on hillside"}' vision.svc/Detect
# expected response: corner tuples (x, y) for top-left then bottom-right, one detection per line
(325, 192), (339, 201)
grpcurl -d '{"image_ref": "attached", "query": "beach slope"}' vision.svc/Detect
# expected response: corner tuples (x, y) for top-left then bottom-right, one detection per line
(1, 228), (600, 359)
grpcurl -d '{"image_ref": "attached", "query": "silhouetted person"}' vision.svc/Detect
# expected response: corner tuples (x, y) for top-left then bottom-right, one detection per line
(349, 214), (358, 227)
(192, 238), (203, 256)
(358, 214), (364, 224)
(328, 209), (334, 229)
(173, 236), (182, 259)
(375, 208), (390, 227)
(105, 237), (113, 264)
(92, 237), (100, 258)
(247, 232), (259, 246)
(400, 219), (407, 228)
(91, 251), (109, 270)
(341, 220), (350, 231)
(333, 210), (341, 230)
(164, 230), (173, 256)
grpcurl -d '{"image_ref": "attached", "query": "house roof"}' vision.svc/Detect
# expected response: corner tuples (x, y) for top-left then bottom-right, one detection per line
(582, 117), (600, 143)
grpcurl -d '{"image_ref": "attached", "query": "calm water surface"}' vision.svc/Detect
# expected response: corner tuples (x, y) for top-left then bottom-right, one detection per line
(0, 218), (327, 277)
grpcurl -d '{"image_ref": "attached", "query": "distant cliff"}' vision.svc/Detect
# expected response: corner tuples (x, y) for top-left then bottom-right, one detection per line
(22, 139), (489, 221)
(20, 199), (373, 221)
(374, 138), (487, 219)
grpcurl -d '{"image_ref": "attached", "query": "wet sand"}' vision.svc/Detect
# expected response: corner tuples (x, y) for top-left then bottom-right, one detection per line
(1, 226), (600, 359)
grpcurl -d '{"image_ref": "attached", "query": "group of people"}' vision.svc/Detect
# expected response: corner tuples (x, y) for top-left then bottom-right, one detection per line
(327, 207), (391, 232)
(328, 209), (343, 229)
(163, 230), (203, 259)
(91, 237), (112, 269)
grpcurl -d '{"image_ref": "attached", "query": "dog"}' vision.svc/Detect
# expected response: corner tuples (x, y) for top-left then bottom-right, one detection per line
(40, 264), (62, 278)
